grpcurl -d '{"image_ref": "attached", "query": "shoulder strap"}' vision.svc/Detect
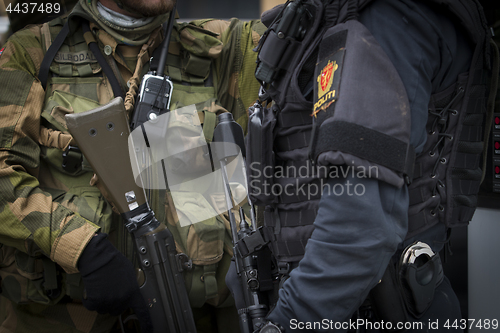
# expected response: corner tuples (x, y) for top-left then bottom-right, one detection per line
(81, 21), (123, 98)
(38, 19), (124, 98)
(39, 20), (70, 90)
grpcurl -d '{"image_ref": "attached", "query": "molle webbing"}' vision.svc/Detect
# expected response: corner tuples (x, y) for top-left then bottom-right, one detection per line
(39, 18), (123, 98)
(149, 45), (212, 85)
(262, 103), (326, 262)
(259, 0), (374, 263)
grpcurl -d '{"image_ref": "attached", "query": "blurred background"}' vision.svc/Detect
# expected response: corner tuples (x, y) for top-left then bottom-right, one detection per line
(177, 0), (284, 19)
(0, 0), (285, 46)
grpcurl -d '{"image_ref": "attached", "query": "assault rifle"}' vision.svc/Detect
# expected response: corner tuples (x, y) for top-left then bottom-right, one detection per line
(212, 113), (273, 333)
(66, 97), (197, 333)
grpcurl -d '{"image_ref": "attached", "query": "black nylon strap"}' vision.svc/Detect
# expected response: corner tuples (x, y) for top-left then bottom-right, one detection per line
(235, 228), (269, 257)
(276, 131), (312, 152)
(277, 111), (312, 128)
(313, 120), (415, 180)
(82, 22), (123, 98)
(276, 240), (307, 257)
(38, 20), (124, 99)
(275, 177), (323, 204)
(39, 20), (70, 90)
(274, 208), (318, 227)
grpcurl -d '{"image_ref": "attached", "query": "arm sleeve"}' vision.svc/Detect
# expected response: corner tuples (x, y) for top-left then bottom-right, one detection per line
(203, 18), (266, 133)
(0, 27), (99, 274)
(267, 0), (464, 328)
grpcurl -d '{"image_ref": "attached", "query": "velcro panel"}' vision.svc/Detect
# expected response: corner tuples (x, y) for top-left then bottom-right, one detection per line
(315, 120), (411, 175)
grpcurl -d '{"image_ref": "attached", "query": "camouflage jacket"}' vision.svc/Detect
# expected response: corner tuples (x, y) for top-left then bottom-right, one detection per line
(0, 0), (264, 313)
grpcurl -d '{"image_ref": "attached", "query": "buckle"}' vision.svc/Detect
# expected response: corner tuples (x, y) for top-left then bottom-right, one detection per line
(62, 145), (82, 174)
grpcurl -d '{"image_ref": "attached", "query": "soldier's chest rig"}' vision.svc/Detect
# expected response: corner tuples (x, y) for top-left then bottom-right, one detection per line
(246, 0), (494, 276)
(29, 15), (231, 306)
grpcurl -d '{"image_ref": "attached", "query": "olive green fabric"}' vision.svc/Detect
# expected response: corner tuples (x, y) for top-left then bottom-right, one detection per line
(0, 2), (264, 331)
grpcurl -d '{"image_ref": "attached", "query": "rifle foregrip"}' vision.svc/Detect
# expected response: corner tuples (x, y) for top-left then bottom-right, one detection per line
(134, 223), (197, 333)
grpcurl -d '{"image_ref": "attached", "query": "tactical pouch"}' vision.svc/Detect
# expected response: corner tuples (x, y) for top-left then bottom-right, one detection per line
(164, 189), (228, 308)
(399, 251), (444, 318)
(368, 260), (408, 332)
(369, 242), (444, 326)
(0, 246), (65, 305)
(246, 102), (277, 206)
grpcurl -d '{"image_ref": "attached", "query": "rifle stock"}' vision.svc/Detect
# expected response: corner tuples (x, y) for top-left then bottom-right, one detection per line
(65, 97), (197, 333)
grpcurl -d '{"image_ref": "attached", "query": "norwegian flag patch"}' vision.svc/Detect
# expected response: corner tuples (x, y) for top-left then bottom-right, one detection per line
(0, 47), (4, 57)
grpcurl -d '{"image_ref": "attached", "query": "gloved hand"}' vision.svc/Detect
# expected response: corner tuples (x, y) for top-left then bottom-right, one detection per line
(225, 260), (246, 311)
(78, 233), (153, 332)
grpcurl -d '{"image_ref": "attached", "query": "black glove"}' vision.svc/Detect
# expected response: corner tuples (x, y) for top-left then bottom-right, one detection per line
(78, 233), (153, 332)
(225, 260), (246, 311)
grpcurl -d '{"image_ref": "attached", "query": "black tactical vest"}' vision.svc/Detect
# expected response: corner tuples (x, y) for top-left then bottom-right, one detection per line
(247, 0), (493, 269)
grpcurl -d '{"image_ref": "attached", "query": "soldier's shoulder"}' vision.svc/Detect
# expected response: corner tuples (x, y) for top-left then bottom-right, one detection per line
(191, 18), (265, 39)
(1, 23), (45, 73)
(193, 19), (232, 37)
(8, 23), (43, 44)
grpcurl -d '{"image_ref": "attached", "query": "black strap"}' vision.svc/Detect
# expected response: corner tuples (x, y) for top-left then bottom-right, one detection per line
(346, 0), (359, 21)
(38, 19), (124, 99)
(39, 20), (70, 90)
(235, 227), (269, 257)
(313, 120), (416, 183)
(82, 22), (124, 98)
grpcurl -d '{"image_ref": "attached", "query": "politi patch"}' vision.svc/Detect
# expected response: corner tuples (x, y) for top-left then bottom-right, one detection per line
(313, 48), (344, 116)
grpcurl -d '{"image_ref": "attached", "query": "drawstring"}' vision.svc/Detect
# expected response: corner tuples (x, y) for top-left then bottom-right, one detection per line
(427, 87), (464, 216)
(125, 7), (176, 116)
(428, 87), (464, 134)
(124, 44), (150, 115)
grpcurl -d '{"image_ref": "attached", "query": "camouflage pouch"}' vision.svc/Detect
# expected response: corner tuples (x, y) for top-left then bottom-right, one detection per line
(0, 245), (66, 305)
(40, 85), (104, 176)
(46, 186), (115, 235)
(164, 191), (228, 308)
(146, 100), (241, 308)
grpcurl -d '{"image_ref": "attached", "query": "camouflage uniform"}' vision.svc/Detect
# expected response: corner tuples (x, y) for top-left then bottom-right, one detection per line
(0, 0), (265, 331)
